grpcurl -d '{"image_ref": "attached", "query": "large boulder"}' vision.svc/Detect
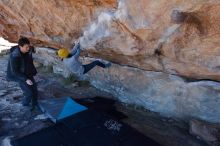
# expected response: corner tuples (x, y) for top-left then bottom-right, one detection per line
(1, 0), (220, 81)
(1, 0), (220, 124)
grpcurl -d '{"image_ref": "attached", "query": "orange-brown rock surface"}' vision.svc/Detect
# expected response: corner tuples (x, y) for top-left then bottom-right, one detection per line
(0, 0), (117, 47)
(1, 0), (220, 81)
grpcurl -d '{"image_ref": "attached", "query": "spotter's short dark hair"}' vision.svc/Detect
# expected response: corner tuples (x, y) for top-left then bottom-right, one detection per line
(18, 37), (30, 47)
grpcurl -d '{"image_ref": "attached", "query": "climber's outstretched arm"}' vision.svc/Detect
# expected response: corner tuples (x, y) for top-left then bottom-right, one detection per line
(70, 42), (81, 58)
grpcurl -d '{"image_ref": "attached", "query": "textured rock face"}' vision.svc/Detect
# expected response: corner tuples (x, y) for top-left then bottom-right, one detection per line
(85, 60), (220, 123)
(81, 0), (220, 81)
(0, 0), (117, 48)
(1, 0), (220, 81)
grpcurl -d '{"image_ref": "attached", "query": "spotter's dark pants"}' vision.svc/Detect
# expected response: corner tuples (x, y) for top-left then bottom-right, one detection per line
(18, 77), (38, 107)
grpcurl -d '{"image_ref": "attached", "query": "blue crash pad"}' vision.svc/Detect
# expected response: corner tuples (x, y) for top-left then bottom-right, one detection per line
(39, 97), (87, 123)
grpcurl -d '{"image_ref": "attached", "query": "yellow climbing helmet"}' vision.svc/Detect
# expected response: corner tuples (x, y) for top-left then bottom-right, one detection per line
(58, 48), (70, 59)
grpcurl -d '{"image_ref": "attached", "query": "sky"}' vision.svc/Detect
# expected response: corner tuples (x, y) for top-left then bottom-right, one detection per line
(0, 37), (17, 52)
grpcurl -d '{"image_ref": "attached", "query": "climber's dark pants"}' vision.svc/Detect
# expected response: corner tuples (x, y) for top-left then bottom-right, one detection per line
(83, 60), (106, 74)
